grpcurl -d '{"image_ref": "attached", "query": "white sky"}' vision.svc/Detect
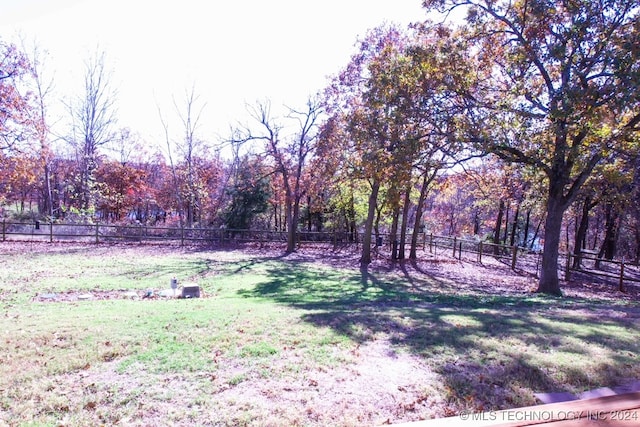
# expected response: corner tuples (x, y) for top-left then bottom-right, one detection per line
(1, 0), (429, 155)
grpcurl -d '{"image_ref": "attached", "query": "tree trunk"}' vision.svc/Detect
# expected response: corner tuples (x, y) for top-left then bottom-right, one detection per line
(347, 192), (356, 242)
(374, 202), (383, 248)
(596, 202), (619, 266)
(537, 197), (564, 296)
(307, 195), (312, 232)
(572, 196), (594, 269)
(493, 199), (505, 255)
(502, 202), (510, 245)
(389, 202), (400, 260)
(42, 162), (54, 218)
(410, 170), (434, 259)
(285, 195), (300, 253)
(531, 213), (544, 250)
(592, 212), (601, 250)
(398, 185), (412, 260)
(635, 225), (640, 264)
(523, 209), (531, 248)
(509, 203), (520, 247)
(360, 179), (381, 266)
(473, 210), (480, 235)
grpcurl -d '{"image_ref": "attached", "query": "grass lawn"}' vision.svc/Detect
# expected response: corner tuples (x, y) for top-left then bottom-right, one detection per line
(1, 242), (639, 426)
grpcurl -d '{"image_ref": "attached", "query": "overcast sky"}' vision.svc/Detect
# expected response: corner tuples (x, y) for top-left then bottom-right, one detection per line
(1, 0), (428, 154)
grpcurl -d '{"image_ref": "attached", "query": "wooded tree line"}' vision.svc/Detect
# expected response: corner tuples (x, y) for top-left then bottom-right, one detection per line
(1, 0), (639, 295)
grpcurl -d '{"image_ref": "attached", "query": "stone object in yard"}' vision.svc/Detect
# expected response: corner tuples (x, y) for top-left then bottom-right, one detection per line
(181, 285), (200, 298)
(123, 291), (138, 299)
(77, 293), (93, 300)
(158, 289), (177, 297)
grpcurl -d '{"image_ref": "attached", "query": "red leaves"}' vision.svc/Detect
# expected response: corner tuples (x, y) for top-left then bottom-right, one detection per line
(0, 39), (34, 152)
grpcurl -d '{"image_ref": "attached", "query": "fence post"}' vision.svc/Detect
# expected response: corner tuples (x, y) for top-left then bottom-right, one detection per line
(565, 253), (572, 281)
(619, 258), (625, 292)
(459, 241), (462, 260)
(453, 237), (457, 258)
(1, 220), (4, 241)
(95, 223), (100, 244)
(511, 246), (518, 269)
(49, 221), (53, 243)
(478, 242), (483, 263)
(429, 233), (433, 254)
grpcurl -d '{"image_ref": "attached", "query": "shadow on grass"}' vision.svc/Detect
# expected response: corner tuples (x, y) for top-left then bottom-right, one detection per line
(235, 257), (640, 410)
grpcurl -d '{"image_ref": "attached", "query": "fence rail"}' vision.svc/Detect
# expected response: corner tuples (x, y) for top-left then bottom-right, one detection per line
(2, 220), (637, 291)
(565, 252), (640, 292)
(0, 220), (365, 246)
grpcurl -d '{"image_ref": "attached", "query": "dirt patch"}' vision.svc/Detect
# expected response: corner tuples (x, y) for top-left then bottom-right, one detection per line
(57, 338), (442, 426)
(33, 288), (207, 302)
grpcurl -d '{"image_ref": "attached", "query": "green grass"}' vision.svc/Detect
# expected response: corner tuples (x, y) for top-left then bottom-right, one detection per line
(0, 242), (639, 425)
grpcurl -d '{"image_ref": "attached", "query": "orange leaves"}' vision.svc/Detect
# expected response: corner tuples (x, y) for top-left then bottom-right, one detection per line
(0, 39), (35, 153)
(0, 153), (40, 208)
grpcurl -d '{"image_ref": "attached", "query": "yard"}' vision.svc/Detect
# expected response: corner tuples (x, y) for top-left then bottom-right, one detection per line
(1, 242), (639, 426)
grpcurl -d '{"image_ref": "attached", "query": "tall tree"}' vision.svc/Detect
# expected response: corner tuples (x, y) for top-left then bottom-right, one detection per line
(236, 98), (322, 253)
(65, 49), (118, 213)
(174, 86), (207, 227)
(323, 25), (415, 265)
(424, 0), (640, 295)
(322, 23), (472, 265)
(22, 38), (56, 218)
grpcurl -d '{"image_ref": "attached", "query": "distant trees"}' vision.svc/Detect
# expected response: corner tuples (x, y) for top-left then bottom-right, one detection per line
(223, 155), (270, 230)
(0, 154), (39, 213)
(94, 160), (148, 221)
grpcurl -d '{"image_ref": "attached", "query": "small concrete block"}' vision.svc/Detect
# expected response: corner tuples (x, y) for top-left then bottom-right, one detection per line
(533, 392), (578, 404)
(181, 285), (200, 298)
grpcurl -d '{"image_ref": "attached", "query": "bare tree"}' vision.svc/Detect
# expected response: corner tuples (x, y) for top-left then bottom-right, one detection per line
(236, 98), (323, 253)
(157, 85), (207, 228)
(174, 86), (206, 227)
(65, 48), (118, 212)
(21, 37), (56, 218)
(106, 127), (143, 166)
(157, 104), (184, 228)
